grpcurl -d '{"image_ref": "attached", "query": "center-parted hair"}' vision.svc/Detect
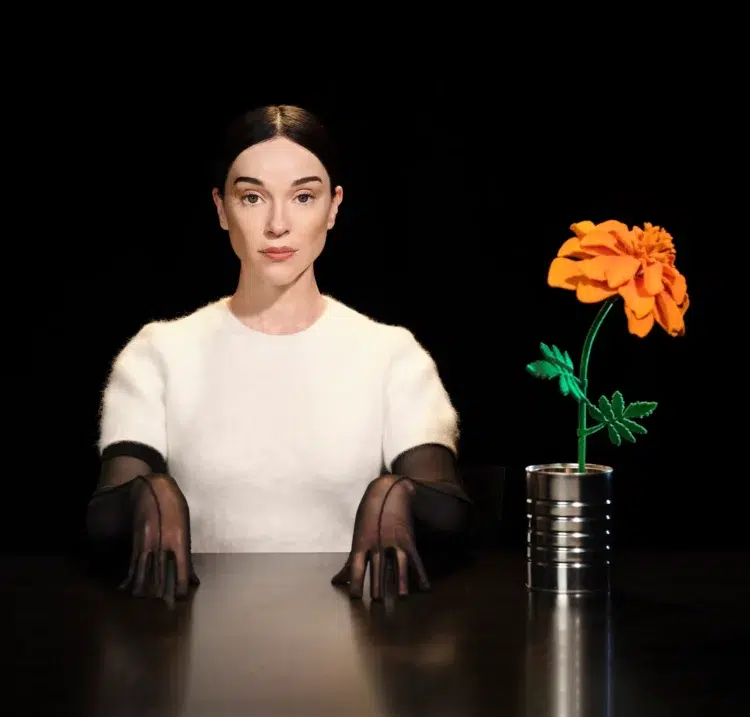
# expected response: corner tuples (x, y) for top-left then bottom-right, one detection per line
(213, 105), (340, 197)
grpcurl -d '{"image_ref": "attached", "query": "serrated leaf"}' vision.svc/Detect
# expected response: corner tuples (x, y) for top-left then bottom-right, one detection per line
(611, 391), (625, 419)
(589, 393), (655, 447)
(558, 373), (570, 396)
(526, 360), (561, 380)
(624, 401), (658, 418)
(598, 395), (614, 420)
(540, 343), (556, 361)
(621, 417), (647, 435)
(552, 345), (566, 364)
(613, 421), (636, 443)
(539, 343), (575, 372)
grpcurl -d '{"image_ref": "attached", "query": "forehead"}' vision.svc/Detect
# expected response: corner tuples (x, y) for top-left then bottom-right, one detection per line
(229, 137), (327, 182)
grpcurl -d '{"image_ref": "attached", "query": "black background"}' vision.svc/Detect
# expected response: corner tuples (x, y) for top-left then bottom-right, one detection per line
(27, 63), (733, 556)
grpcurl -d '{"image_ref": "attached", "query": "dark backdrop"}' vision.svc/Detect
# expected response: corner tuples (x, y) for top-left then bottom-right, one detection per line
(28, 72), (730, 556)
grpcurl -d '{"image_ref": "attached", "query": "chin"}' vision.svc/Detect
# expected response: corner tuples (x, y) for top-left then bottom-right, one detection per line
(261, 262), (312, 288)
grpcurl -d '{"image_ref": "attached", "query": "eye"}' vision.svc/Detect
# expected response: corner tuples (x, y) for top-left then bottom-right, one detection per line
(295, 192), (315, 204)
(241, 193), (262, 206)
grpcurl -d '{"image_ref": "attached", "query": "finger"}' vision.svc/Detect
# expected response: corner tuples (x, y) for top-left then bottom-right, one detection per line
(117, 546), (138, 592)
(349, 552), (368, 599)
(174, 545), (189, 597)
(189, 561), (201, 586)
(133, 552), (156, 597)
(330, 557), (351, 586)
(370, 550), (383, 601)
(331, 566), (350, 585)
(396, 547), (410, 597)
(407, 544), (431, 592)
(163, 553), (177, 607)
(131, 552), (152, 597)
(383, 548), (399, 601)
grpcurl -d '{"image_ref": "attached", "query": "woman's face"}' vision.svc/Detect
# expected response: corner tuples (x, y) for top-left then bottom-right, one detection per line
(213, 137), (343, 287)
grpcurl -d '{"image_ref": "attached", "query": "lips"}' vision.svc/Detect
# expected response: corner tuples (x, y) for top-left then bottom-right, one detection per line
(262, 247), (296, 254)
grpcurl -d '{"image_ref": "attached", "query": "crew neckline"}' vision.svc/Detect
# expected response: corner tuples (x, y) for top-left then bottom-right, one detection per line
(217, 294), (336, 340)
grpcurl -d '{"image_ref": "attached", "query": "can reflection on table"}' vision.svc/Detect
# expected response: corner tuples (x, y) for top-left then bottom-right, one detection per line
(525, 463), (613, 595)
(524, 592), (614, 717)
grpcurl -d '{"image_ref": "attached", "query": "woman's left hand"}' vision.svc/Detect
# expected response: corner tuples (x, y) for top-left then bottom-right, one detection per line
(331, 474), (430, 600)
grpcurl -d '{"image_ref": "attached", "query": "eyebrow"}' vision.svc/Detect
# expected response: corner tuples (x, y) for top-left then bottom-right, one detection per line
(233, 175), (323, 187)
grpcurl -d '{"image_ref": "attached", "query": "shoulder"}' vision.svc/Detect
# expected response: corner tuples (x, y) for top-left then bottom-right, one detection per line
(324, 296), (427, 357)
(126, 297), (229, 346)
(108, 297), (229, 369)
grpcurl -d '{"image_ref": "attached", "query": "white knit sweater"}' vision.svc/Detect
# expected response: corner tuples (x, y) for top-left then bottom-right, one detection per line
(98, 295), (459, 553)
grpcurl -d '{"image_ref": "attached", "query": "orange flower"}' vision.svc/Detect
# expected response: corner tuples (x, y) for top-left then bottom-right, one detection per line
(548, 219), (689, 338)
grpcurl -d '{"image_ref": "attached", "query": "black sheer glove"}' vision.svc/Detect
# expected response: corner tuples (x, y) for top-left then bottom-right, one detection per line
(87, 452), (199, 606)
(332, 474), (427, 600)
(332, 444), (474, 600)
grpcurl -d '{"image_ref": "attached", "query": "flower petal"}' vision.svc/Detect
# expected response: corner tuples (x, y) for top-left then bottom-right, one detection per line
(655, 292), (686, 336)
(678, 293), (690, 316)
(663, 265), (687, 304)
(642, 261), (664, 295)
(624, 304), (655, 337)
(557, 237), (597, 259)
(579, 255), (618, 281)
(618, 277), (655, 319)
(605, 256), (641, 288)
(576, 278), (618, 303)
(570, 221), (596, 238)
(548, 257), (582, 289)
(580, 228), (626, 255)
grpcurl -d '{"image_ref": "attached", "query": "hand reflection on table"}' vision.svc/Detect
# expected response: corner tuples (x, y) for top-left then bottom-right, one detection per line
(84, 593), (195, 717)
(344, 568), (528, 717)
(345, 563), (614, 717)
(524, 592), (613, 717)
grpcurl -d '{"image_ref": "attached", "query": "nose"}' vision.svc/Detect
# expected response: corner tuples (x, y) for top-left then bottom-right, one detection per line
(265, 201), (290, 238)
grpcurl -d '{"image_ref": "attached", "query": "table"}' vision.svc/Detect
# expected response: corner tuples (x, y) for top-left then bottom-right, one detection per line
(4, 550), (748, 716)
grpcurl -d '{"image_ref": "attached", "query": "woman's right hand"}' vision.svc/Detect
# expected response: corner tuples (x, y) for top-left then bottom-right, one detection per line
(118, 473), (200, 605)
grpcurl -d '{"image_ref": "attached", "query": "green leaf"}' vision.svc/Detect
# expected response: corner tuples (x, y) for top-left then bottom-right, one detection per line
(624, 401), (658, 418)
(552, 344), (574, 370)
(526, 360), (561, 379)
(540, 343), (556, 362)
(529, 343), (585, 403)
(613, 421), (636, 443)
(611, 391), (625, 419)
(621, 417), (647, 435)
(598, 395), (614, 420)
(588, 403), (606, 423)
(607, 424), (622, 446)
(590, 393), (657, 447)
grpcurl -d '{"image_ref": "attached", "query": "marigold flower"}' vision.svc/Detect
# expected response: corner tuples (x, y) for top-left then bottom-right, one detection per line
(547, 219), (689, 337)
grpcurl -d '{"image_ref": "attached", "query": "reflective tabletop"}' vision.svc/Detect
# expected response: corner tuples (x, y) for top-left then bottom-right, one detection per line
(4, 550), (748, 716)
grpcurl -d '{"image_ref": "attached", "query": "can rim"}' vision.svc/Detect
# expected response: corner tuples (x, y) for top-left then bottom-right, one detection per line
(525, 463), (613, 476)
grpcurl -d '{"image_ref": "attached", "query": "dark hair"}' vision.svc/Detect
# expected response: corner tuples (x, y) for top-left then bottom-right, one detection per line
(212, 105), (340, 197)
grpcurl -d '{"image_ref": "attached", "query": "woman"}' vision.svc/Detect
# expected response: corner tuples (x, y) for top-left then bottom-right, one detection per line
(86, 105), (474, 605)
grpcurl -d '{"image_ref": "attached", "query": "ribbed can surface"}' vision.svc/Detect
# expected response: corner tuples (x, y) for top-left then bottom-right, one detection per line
(525, 463), (613, 594)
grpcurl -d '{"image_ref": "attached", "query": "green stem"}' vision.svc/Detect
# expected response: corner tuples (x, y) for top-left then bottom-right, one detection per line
(577, 297), (617, 472)
(579, 424), (606, 437)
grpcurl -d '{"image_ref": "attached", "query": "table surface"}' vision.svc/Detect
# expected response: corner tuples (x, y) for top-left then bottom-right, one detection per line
(4, 550), (749, 717)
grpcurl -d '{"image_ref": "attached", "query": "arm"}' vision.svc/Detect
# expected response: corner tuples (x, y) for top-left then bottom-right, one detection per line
(332, 330), (474, 599)
(87, 325), (197, 602)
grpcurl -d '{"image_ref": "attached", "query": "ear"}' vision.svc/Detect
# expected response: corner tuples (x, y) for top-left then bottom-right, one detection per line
(327, 185), (344, 230)
(212, 188), (229, 231)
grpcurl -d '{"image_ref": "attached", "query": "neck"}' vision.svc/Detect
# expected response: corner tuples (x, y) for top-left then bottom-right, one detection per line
(229, 264), (326, 335)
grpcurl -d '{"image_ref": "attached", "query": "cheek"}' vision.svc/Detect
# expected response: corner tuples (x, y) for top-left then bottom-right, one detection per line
(305, 206), (333, 236)
(228, 207), (263, 237)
